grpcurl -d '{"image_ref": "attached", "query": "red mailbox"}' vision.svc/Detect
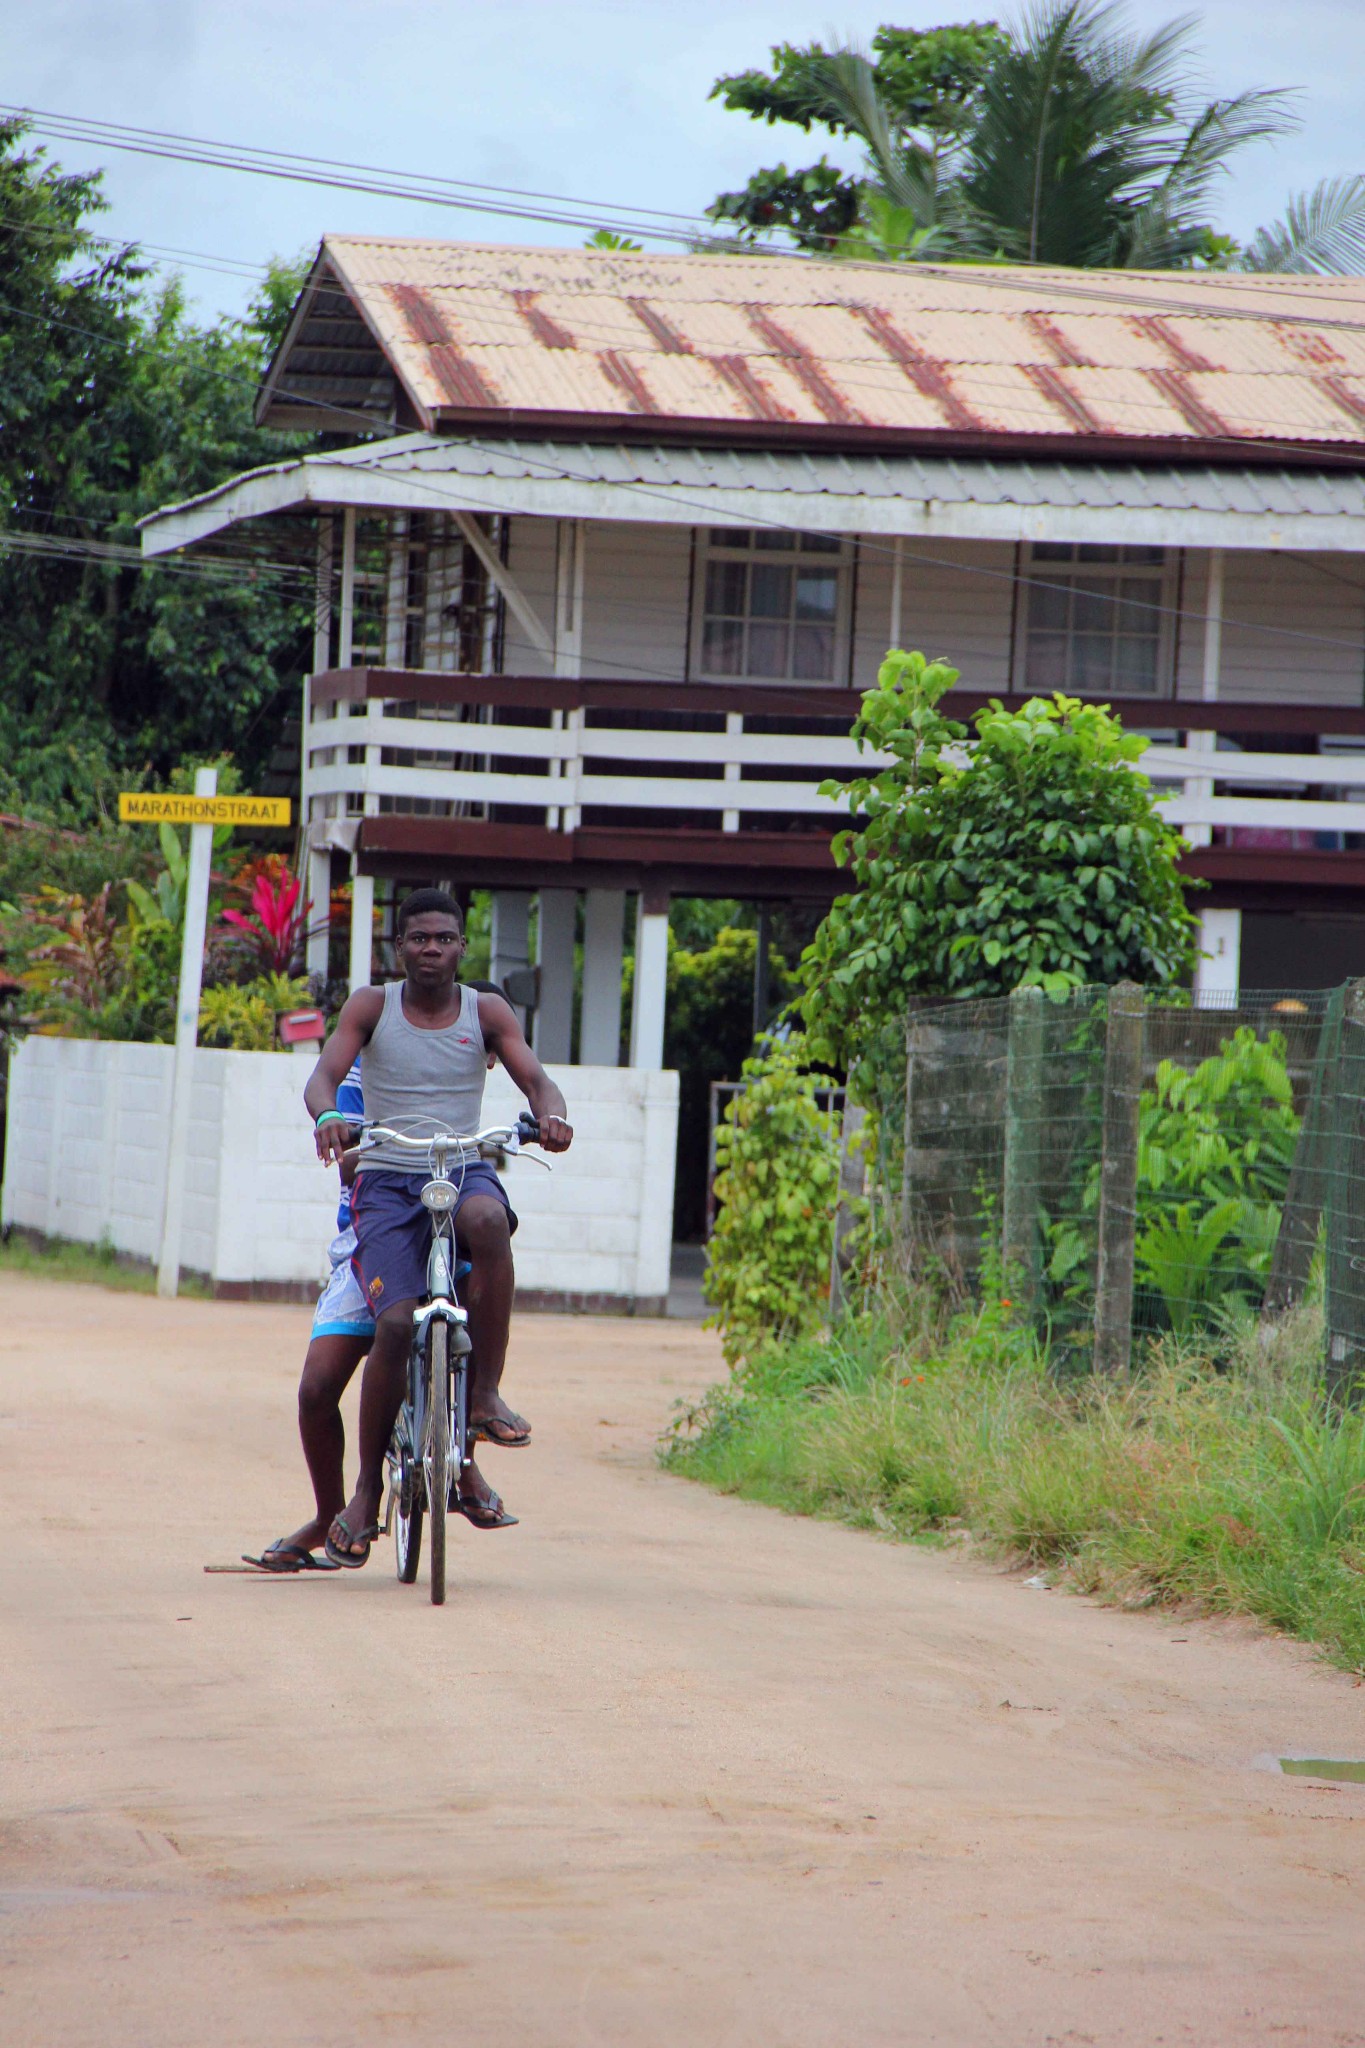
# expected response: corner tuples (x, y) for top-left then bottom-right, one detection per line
(278, 1007), (326, 1048)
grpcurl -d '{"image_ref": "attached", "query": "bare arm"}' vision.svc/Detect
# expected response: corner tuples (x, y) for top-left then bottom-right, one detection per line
(304, 987), (384, 1163)
(476, 991), (572, 1152)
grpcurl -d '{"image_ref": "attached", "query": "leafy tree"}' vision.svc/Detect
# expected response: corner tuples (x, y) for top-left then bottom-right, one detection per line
(1237, 176), (1365, 275)
(708, 5), (1365, 272)
(702, 1032), (841, 1366)
(584, 229), (644, 251)
(0, 118), (314, 817)
(709, 25), (1004, 251)
(800, 650), (1195, 1072)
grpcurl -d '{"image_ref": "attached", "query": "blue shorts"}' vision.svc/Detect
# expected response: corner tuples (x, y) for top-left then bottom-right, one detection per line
(351, 1164), (515, 1314)
(311, 1227), (376, 1341)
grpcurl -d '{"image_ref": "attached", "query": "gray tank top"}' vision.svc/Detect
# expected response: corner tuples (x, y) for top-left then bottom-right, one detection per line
(358, 980), (488, 1173)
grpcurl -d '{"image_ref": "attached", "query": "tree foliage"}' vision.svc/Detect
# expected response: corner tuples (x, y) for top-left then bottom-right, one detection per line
(702, 1033), (841, 1366)
(800, 650), (1195, 1071)
(960, 4), (1290, 266)
(707, 4), (1365, 272)
(661, 921), (795, 1239)
(709, 25), (1004, 252)
(0, 118), (314, 818)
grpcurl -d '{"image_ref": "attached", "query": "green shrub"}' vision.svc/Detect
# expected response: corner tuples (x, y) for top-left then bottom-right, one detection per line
(1132, 1025), (1299, 1327)
(702, 1033), (842, 1367)
(800, 650), (1195, 1076)
(198, 973), (310, 1050)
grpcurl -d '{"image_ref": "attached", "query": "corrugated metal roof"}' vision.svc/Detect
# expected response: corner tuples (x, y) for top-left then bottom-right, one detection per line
(139, 433), (1365, 558)
(257, 236), (1365, 453)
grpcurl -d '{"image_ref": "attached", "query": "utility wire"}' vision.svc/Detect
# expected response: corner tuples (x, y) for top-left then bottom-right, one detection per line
(10, 101), (1365, 331)
(2, 105), (719, 246)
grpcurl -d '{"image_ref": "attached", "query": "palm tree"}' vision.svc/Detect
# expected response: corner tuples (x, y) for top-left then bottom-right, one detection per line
(710, 6), (1365, 276)
(1237, 177), (1365, 274)
(806, 47), (992, 262)
(954, 1), (1293, 266)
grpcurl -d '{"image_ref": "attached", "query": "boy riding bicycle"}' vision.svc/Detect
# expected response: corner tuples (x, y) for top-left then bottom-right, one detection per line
(305, 888), (572, 1568)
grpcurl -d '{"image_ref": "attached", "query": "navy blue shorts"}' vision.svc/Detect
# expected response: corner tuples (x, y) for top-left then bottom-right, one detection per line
(351, 1165), (515, 1314)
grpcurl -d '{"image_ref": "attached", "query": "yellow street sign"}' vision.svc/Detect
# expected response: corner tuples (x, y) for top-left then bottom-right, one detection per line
(118, 793), (292, 826)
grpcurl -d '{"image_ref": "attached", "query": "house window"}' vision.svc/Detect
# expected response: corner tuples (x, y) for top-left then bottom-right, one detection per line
(693, 529), (852, 684)
(1016, 543), (1173, 697)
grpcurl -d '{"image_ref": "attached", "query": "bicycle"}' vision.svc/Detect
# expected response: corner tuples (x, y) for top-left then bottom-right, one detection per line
(354, 1112), (545, 1606)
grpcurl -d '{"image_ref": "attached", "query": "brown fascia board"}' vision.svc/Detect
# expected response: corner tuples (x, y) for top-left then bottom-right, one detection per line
(256, 241), (431, 436)
(422, 405), (1365, 471)
(314, 671), (1365, 733)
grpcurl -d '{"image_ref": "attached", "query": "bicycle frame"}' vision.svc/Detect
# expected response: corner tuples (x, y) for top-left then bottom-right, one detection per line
(356, 1117), (541, 1602)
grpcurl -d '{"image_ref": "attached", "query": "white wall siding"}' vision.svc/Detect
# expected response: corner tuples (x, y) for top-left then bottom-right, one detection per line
(3, 1040), (679, 1310)
(1176, 549), (1365, 705)
(501, 516), (558, 675)
(494, 519), (1365, 712)
(853, 538), (1016, 692)
(582, 520), (691, 682)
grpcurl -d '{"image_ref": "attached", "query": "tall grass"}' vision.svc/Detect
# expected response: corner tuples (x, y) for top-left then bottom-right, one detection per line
(664, 1290), (1365, 1671)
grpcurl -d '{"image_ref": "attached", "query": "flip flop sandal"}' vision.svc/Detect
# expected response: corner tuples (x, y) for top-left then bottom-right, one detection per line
(241, 1540), (341, 1574)
(472, 1414), (532, 1449)
(324, 1516), (380, 1569)
(455, 1489), (519, 1530)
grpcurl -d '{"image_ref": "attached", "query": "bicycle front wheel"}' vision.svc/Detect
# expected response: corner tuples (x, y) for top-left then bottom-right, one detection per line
(394, 1459), (423, 1584)
(427, 1319), (449, 1606)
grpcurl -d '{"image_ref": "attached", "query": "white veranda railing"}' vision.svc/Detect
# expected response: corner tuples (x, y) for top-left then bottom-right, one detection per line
(302, 684), (1365, 840)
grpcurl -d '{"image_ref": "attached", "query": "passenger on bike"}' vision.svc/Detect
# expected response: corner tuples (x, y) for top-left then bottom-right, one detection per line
(243, 1055), (371, 1570)
(305, 888), (573, 1567)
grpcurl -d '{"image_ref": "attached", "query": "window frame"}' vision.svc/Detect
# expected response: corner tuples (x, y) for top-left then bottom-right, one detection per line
(1011, 540), (1179, 701)
(689, 526), (856, 689)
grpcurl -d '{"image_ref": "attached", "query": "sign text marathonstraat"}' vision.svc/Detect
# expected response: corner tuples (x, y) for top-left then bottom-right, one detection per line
(118, 794), (292, 826)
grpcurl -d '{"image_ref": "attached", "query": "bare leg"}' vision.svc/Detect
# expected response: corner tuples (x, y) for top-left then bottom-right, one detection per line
(458, 1196), (528, 1442)
(277, 1333), (369, 1554)
(328, 1301), (415, 1559)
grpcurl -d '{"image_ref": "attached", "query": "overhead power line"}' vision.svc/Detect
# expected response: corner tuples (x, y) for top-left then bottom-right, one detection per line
(1, 105), (720, 247)
(10, 101), (1365, 333)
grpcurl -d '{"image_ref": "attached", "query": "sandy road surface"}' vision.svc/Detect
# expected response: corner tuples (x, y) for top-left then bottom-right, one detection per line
(3, 1276), (1365, 2046)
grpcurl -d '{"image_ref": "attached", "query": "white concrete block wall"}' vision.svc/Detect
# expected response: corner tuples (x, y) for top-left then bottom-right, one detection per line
(479, 1062), (678, 1303)
(2, 1040), (678, 1309)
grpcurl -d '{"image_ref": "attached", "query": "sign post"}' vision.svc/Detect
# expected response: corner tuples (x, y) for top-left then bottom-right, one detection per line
(116, 783), (293, 1300)
(156, 766), (217, 1299)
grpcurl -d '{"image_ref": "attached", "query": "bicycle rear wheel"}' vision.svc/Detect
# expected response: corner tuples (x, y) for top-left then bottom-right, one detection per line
(427, 1320), (449, 1606)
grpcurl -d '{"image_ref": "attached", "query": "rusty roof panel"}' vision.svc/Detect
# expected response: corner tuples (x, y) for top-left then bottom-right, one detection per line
(259, 236), (1365, 451)
(1060, 365), (1204, 438)
(891, 308), (1067, 366)
(1187, 370), (1365, 441)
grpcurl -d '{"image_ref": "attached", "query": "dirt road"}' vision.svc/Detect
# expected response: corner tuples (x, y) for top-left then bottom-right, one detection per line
(2, 1275), (1364, 2046)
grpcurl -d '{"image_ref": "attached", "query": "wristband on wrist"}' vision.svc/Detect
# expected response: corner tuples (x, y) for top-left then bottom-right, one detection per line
(314, 1110), (345, 1129)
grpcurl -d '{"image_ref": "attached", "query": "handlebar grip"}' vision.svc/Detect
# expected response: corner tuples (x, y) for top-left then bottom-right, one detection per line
(517, 1112), (541, 1144)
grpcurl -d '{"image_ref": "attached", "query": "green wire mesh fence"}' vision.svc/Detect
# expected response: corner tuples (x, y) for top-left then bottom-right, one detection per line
(841, 983), (1365, 1386)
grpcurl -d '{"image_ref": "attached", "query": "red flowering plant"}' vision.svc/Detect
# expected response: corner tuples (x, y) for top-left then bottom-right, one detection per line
(217, 855), (310, 977)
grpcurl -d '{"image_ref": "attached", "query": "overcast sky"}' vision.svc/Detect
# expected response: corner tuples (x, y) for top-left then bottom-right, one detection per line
(4, 0), (1363, 321)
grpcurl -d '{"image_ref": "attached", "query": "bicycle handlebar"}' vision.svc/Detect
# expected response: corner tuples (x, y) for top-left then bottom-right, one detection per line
(356, 1113), (541, 1155)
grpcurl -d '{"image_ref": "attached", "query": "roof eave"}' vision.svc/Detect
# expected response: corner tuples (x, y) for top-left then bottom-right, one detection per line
(137, 432), (1365, 561)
